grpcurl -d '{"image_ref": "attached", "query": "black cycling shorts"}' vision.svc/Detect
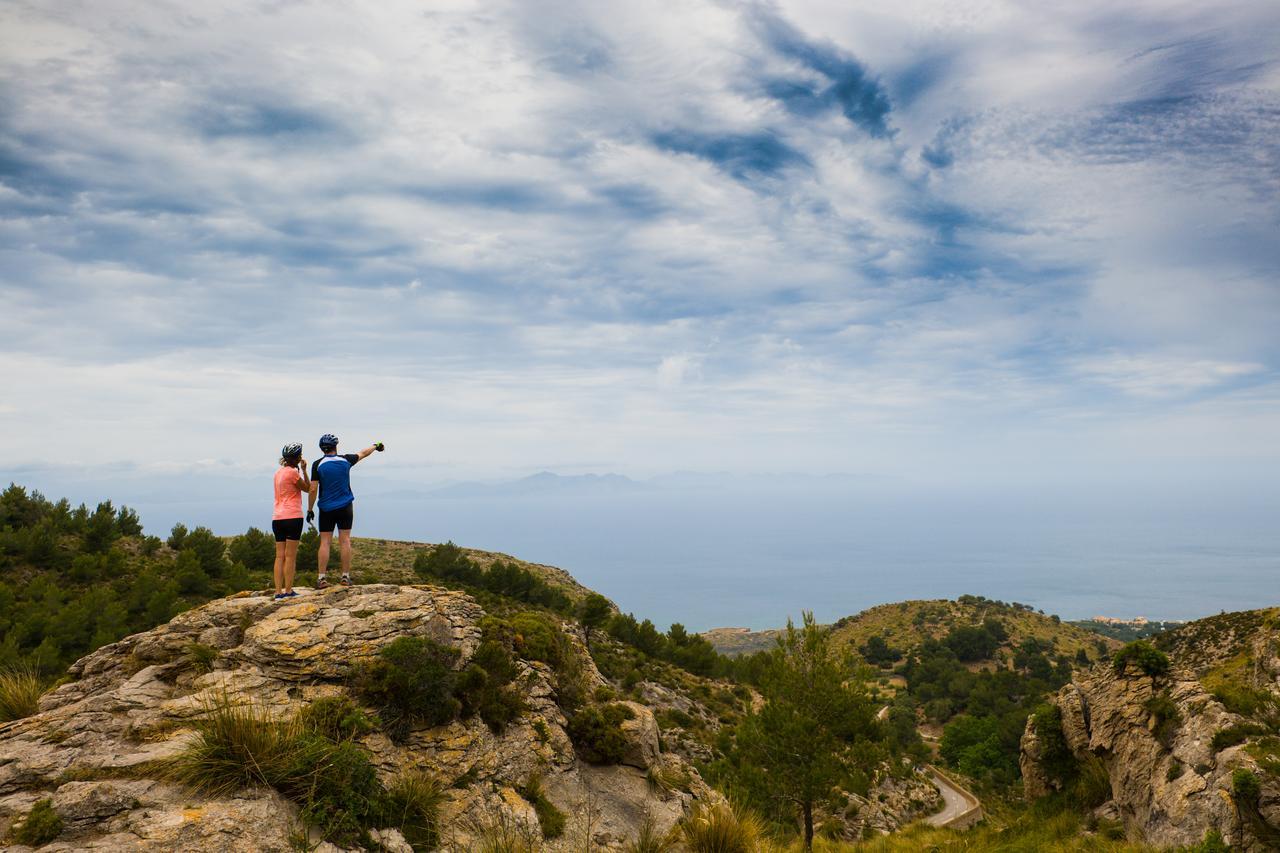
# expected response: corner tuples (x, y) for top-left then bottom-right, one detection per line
(272, 518), (304, 542)
(318, 503), (354, 533)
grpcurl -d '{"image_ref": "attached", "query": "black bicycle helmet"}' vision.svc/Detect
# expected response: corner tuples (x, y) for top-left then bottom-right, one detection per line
(281, 442), (303, 460)
(319, 433), (339, 450)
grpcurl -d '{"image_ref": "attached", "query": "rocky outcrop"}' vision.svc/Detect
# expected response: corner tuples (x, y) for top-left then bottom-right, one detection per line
(1021, 660), (1279, 850)
(0, 584), (714, 851)
(838, 765), (944, 838)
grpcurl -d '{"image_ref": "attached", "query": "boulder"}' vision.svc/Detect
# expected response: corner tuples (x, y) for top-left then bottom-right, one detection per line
(615, 701), (660, 769)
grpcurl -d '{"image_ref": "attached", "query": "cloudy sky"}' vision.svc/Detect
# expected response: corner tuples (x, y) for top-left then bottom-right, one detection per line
(2, 0), (1278, 492)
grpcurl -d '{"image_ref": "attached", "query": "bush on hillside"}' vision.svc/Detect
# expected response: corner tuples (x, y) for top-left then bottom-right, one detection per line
(860, 634), (903, 666)
(228, 527), (276, 573)
(13, 798), (62, 846)
(506, 612), (563, 665)
(1112, 641), (1170, 677)
(1144, 693), (1182, 748)
(297, 695), (377, 742)
(517, 776), (566, 839)
(1029, 704), (1077, 786)
(457, 640), (526, 732)
(181, 526), (228, 578)
(1232, 768), (1261, 804)
(381, 769), (445, 850)
(940, 714), (1005, 779)
(351, 636), (461, 739)
(168, 693), (441, 848)
(414, 541), (479, 584)
(945, 624), (1001, 662)
(167, 522), (188, 550)
(567, 703), (635, 764)
(413, 545), (573, 612)
(1212, 722), (1269, 752)
(352, 634), (526, 739)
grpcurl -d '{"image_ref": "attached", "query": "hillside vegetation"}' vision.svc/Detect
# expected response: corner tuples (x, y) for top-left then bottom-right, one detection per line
(831, 596), (1118, 666)
(1071, 619), (1184, 643)
(0, 483), (949, 849)
(6, 481), (1241, 849)
(1021, 608), (1280, 849)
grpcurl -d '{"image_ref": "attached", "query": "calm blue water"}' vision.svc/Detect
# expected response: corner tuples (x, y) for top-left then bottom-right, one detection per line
(8, 472), (1278, 632)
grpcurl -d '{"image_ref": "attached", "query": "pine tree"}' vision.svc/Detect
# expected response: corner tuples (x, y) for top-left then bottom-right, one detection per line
(576, 593), (612, 650)
(730, 612), (877, 850)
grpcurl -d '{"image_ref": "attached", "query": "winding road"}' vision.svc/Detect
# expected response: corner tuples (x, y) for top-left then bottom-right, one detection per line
(924, 765), (983, 829)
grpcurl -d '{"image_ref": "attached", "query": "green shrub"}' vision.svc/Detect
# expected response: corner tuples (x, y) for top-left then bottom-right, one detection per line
(567, 703), (636, 764)
(657, 708), (696, 730)
(1094, 816), (1125, 840)
(351, 636), (461, 739)
(184, 641), (220, 674)
(167, 522), (188, 550)
(457, 640), (526, 733)
(0, 663), (45, 722)
(13, 798), (62, 846)
(379, 769), (445, 851)
(285, 735), (383, 845)
(297, 695), (377, 741)
(517, 776), (566, 839)
(1212, 722), (1269, 752)
(1112, 641), (1170, 677)
(1232, 767), (1261, 804)
(1144, 693), (1182, 747)
(1209, 681), (1278, 718)
(168, 693), (441, 849)
(532, 718), (550, 743)
(1029, 704), (1077, 786)
(1167, 761), (1185, 782)
(944, 624), (1001, 662)
(166, 694), (300, 795)
(414, 541), (480, 584)
(1067, 753), (1111, 810)
(227, 527), (275, 573)
(1191, 829), (1231, 853)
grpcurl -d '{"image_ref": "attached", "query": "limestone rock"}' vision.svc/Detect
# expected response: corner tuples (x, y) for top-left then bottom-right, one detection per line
(615, 701), (660, 769)
(1021, 660), (1279, 851)
(0, 584), (716, 851)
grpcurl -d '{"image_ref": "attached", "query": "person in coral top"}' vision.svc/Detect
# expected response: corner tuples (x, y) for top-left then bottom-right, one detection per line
(271, 443), (310, 599)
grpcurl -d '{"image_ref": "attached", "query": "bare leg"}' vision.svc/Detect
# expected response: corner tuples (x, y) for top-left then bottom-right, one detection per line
(273, 541), (286, 594)
(318, 532), (333, 577)
(284, 540), (299, 593)
(339, 529), (353, 578)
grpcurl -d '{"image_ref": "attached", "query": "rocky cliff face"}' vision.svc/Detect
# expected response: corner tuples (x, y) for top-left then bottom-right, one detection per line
(0, 584), (713, 851)
(1021, 612), (1280, 851)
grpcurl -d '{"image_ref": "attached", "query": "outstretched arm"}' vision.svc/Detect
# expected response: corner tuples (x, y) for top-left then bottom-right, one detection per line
(355, 443), (381, 460)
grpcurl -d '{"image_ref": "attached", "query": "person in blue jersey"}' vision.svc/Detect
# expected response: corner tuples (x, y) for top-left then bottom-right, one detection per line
(306, 433), (384, 589)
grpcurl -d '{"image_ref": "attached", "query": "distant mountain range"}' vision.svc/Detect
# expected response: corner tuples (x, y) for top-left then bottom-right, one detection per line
(370, 470), (878, 500)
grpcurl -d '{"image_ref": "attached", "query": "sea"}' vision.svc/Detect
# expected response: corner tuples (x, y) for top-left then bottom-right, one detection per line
(6, 470), (1277, 633)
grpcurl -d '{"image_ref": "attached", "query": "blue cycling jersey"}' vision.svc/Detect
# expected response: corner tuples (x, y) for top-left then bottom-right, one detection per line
(311, 453), (359, 511)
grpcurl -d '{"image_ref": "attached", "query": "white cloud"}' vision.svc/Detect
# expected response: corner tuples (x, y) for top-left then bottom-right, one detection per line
(0, 0), (1277, 486)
